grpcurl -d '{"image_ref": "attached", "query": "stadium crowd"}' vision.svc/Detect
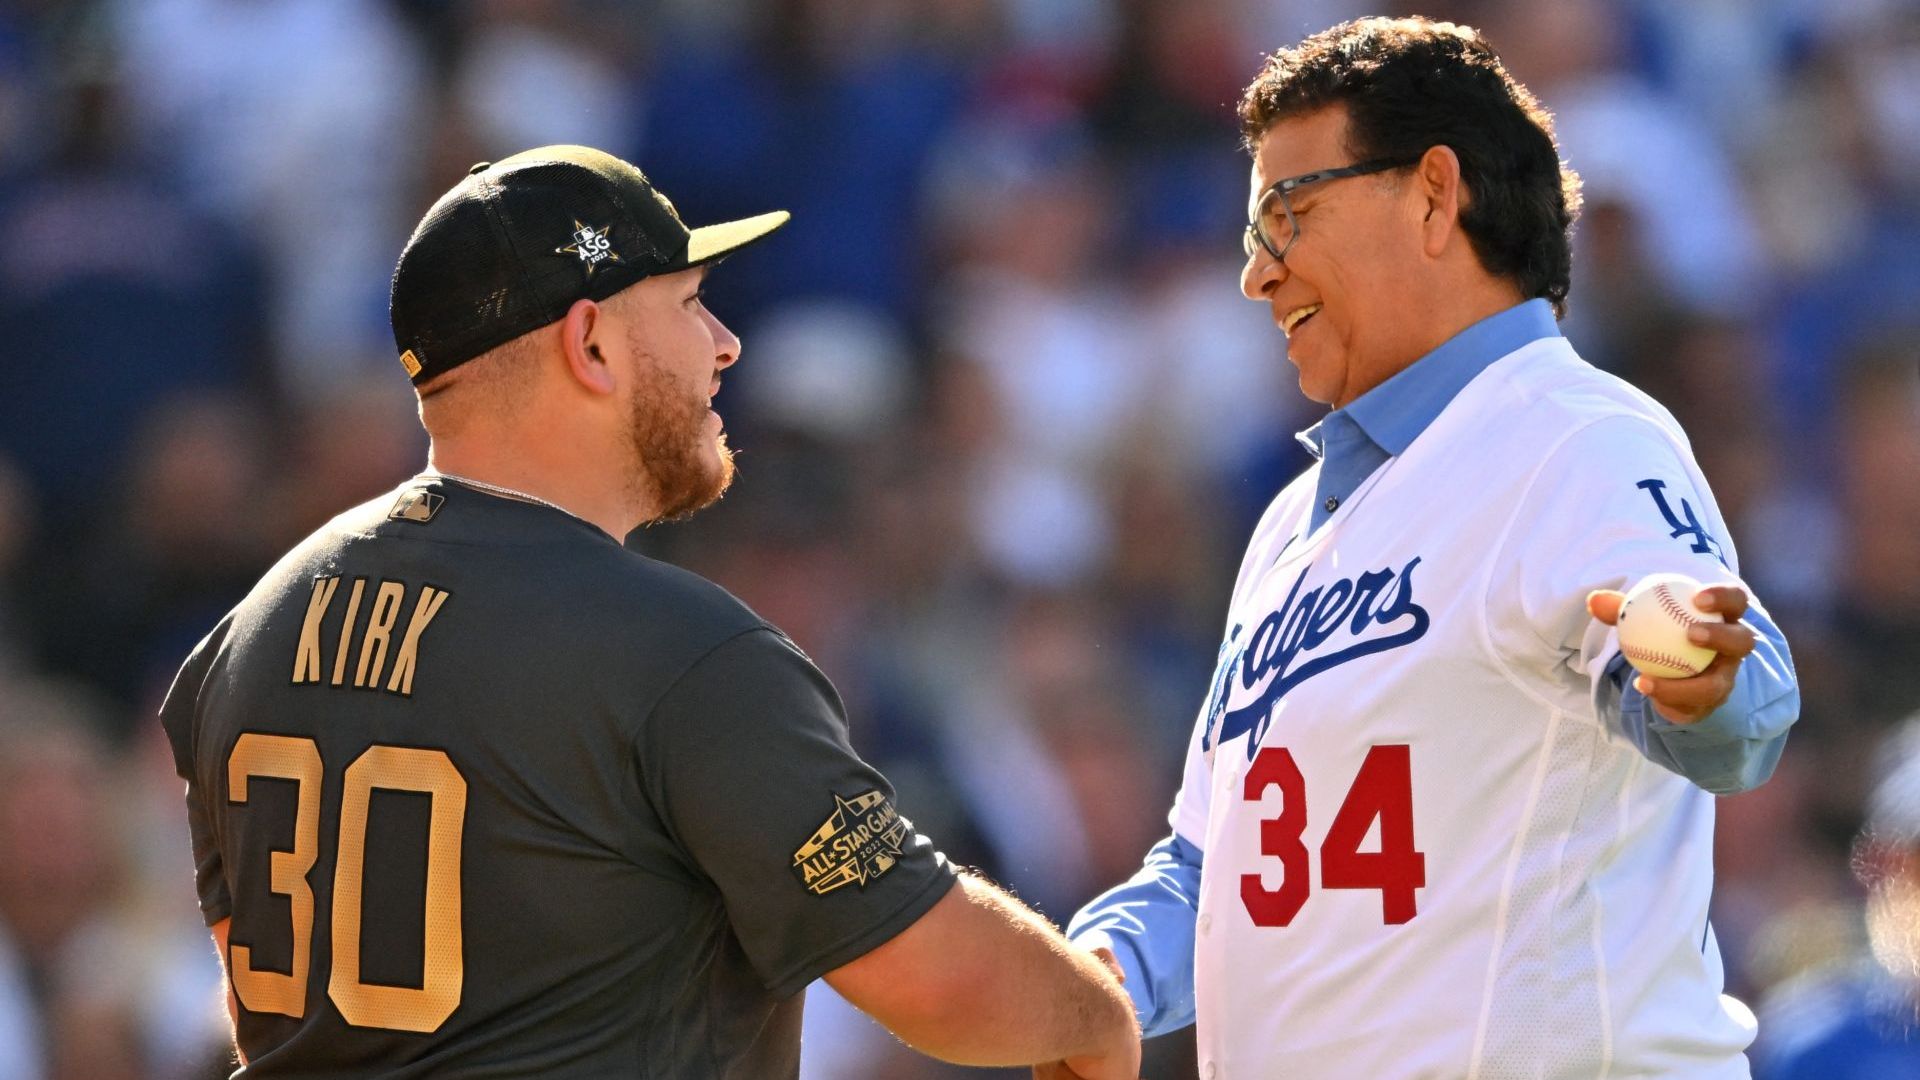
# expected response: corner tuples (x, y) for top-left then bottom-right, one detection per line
(0, 0), (1916, 1076)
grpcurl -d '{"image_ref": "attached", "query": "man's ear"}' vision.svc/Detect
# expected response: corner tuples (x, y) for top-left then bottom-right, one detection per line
(1416, 144), (1464, 258)
(559, 298), (618, 396)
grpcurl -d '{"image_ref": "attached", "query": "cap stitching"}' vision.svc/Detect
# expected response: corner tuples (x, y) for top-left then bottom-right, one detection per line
(481, 173), (548, 331)
(599, 175), (666, 266)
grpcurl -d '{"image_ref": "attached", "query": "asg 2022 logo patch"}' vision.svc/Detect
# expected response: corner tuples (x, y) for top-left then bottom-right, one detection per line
(555, 220), (621, 278)
(792, 790), (910, 896)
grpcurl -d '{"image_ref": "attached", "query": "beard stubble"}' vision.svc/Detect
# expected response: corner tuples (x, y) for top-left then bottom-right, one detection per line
(625, 348), (735, 523)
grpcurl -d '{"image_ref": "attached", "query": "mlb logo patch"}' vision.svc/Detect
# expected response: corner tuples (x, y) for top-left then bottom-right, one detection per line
(388, 488), (445, 524)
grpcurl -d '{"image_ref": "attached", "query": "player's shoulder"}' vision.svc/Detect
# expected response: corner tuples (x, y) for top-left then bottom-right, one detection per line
(1496, 338), (1679, 427)
(239, 478), (769, 655)
(1488, 338), (1692, 459)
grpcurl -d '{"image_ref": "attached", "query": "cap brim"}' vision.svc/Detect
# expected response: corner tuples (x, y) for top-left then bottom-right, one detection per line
(686, 210), (790, 266)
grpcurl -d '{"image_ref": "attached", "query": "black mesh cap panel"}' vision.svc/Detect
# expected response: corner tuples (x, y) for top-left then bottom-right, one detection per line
(389, 145), (788, 385)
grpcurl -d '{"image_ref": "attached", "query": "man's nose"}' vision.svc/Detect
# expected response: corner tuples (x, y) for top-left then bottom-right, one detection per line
(1241, 246), (1286, 301)
(709, 311), (742, 368)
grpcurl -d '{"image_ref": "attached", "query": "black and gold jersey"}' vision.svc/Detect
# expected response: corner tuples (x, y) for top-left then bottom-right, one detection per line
(160, 476), (954, 1078)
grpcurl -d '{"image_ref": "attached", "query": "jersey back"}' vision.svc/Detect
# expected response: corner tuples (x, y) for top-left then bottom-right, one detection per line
(161, 478), (953, 1078)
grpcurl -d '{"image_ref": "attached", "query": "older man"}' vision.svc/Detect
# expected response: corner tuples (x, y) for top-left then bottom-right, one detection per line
(160, 146), (1138, 1079)
(1067, 18), (1799, 1080)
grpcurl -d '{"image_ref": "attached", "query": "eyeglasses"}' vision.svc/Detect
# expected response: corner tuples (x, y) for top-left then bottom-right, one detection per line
(1242, 155), (1423, 263)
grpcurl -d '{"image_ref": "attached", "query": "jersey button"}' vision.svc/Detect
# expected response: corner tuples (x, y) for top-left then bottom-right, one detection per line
(1325, 496), (1340, 512)
(1198, 914), (1212, 935)
(1203, 1062), (1218, 1079)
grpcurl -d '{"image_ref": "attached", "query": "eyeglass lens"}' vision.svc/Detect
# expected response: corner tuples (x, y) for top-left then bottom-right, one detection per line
(1249, 187), (1296, 260)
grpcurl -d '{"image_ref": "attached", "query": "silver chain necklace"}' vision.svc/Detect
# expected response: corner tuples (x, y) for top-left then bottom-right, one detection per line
(426, 470), (583, 522)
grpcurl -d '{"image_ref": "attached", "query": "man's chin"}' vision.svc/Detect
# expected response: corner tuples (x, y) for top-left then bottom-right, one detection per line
(651, 447), (735, 524)
(1295, 372), (1339, 407)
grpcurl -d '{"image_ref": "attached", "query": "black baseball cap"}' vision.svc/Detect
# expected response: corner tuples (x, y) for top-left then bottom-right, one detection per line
(389, 144), (789, 385)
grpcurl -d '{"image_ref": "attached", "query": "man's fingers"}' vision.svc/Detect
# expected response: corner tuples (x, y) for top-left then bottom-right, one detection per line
(1587, 590), (1624, 626)
(1634, 652), (1742, 722)
(1693, 585), (1749, 620)
(1685, 620), (1756, 659)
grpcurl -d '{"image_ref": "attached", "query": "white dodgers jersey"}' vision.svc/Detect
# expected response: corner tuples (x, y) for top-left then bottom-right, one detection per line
(1177, 338), (1758, 1079)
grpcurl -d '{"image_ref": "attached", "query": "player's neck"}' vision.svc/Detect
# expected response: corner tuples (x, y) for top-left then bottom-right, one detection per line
(1333, 275), (1529, 409)
(426, 436), (653, 540)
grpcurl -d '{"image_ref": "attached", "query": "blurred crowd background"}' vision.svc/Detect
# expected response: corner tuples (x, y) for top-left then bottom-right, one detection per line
(0, 0), (1916, 1077)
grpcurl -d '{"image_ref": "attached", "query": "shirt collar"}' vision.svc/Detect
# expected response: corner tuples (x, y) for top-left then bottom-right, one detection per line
(1298, 298), (1560, 461)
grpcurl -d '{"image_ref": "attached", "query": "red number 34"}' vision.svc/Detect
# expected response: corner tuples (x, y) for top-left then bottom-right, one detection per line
(1240, 744), (1426, 926)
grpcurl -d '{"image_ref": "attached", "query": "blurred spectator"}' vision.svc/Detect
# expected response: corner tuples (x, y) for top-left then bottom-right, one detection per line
(0, 455), (34, 676)
(264, 374), (426, 550)
(1762, 10), (1920, 438)
(1471, 0), (1764, 327)
(636, 0), (977, 327)
(0, 683), (222, 1080)
(0, 1), (1909, 1077)
(110, 0), (429, 393)
(0, 57), (262, 533)
(450, 0), (644, 158)
(1754, 718), (1920, 1078)
(1827, 342), (1920, 731)
(25, 393), (276, 724)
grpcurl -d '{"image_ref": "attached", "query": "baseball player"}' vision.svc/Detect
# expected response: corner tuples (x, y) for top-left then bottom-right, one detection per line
(1066, 19), (1800, 1079)
(160, 146), (1138, 1079)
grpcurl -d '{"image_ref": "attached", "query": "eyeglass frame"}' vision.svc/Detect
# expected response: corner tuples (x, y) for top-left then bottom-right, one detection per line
(1242, 154), (1425, 264)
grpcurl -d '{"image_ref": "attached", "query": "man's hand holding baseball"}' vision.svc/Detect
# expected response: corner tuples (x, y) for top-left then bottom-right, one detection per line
(1588, 584), (1758, 724)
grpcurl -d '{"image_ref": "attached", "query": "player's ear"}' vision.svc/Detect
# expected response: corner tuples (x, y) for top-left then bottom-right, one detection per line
(1414, 144), (1463, 258)
(559, 298), (618, 397)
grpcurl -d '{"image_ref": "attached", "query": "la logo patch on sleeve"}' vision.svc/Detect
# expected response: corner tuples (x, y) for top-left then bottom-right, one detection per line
(792, 789), (910, 896)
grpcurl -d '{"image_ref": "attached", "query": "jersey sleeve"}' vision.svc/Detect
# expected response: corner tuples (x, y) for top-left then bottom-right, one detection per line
(1488, 412), (1798, 788)
(1067, 832), (1202, 1038)
(1491, 413), (1742, 683)
(158, 616), (235, 927)
(637, 628), (957, 998)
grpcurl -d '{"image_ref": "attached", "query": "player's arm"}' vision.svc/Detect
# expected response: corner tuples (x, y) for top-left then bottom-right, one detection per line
(162, 618), (248, 1061)
(640, 627), (1137, 1076)
(825, 874), (1138, 1075)
(1063, 656), (1218, 1038)
(1066, 834), (1203, 1040)
(208, 918), (247, 1066)
(1491, 414), (1799, 793)
(1588, 587), (1796, 794)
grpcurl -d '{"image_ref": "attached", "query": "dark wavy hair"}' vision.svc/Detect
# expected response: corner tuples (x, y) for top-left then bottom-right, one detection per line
(1239, 17), (1582, 317)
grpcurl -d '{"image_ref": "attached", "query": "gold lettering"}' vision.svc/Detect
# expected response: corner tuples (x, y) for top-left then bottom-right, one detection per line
(385, 587), (450, 697)
(331, 578), (367, 687)
(331, 745), (466, 1032)
(227, 734), (323, 1018)
(292, 577), (341, 684)
(354, 581), (407, 688)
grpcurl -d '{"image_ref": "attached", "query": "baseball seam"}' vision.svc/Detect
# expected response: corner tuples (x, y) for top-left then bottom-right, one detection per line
(1653, 584), (1700, 626)
(1621, 643), (1702, 676)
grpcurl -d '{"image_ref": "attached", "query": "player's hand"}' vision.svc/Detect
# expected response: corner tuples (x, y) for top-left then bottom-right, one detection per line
(1033, 1047), (1141, 1080)
(1035, 944), (1140, 1079)
(1587, 585), (1756, 725)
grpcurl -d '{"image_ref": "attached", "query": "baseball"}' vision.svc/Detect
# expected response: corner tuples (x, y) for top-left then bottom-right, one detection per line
(1616, 573), (1724, 679)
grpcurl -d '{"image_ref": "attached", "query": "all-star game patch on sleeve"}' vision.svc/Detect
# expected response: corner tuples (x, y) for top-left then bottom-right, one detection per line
(638, 628), (956, 998)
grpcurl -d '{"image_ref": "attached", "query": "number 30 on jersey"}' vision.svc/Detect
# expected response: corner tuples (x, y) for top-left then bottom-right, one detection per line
(1240, 743), (1425, 926)
(227, 734), (467, 1033)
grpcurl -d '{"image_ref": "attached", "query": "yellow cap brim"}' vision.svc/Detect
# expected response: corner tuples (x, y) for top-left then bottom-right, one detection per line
(686, 210), (791, 266)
